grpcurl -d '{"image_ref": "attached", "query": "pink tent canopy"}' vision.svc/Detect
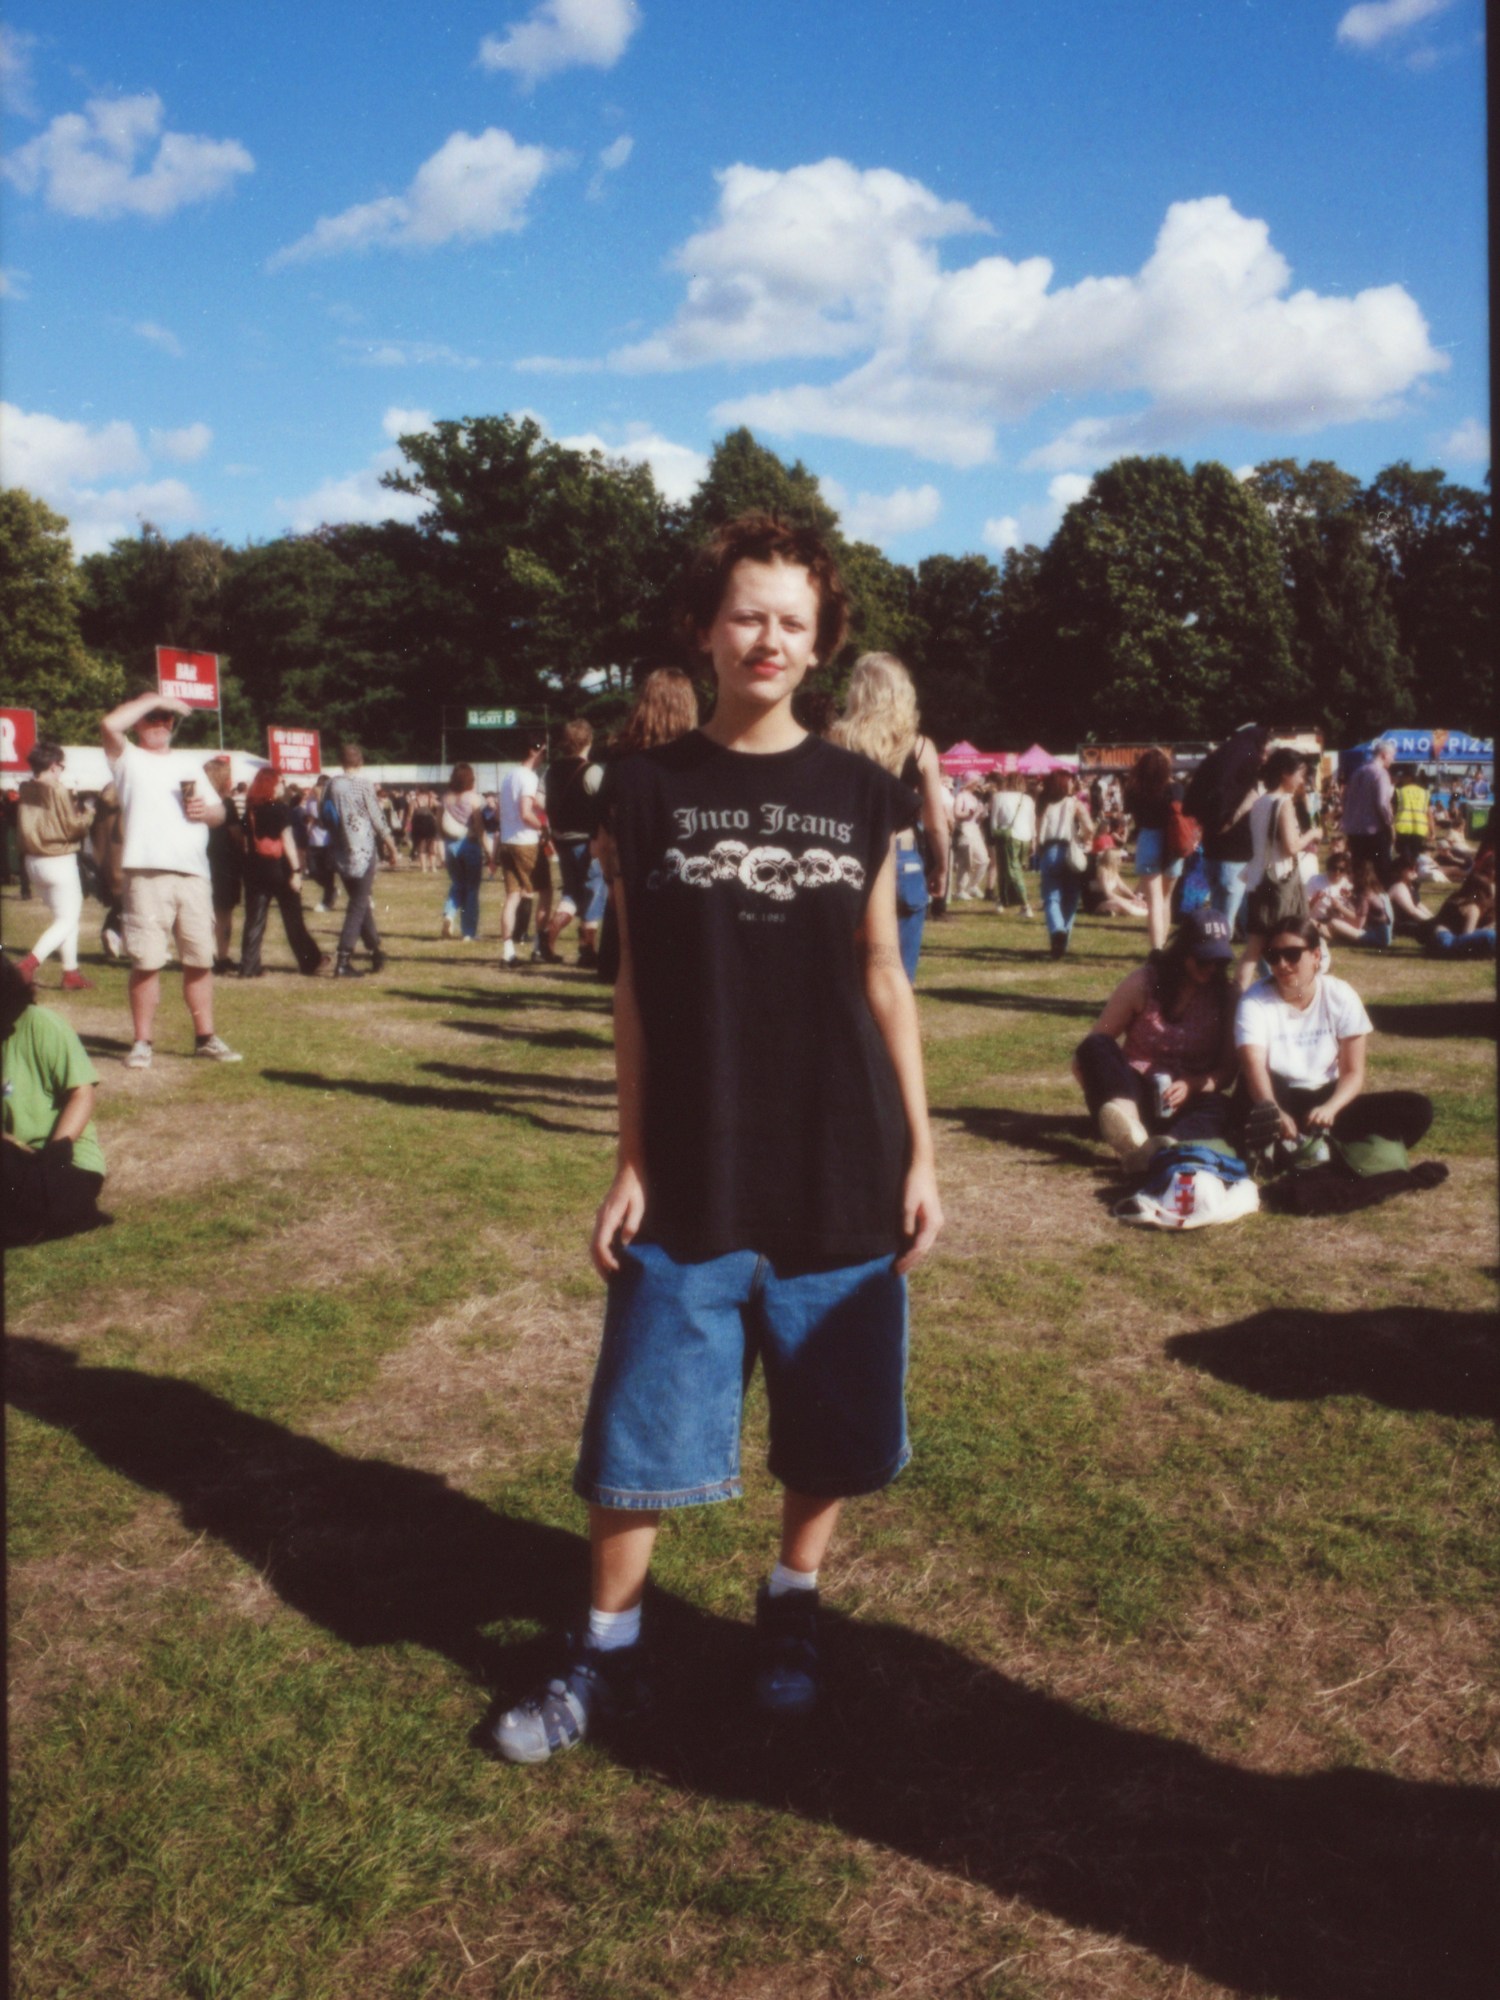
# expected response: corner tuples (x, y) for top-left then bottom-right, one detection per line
(1014, 743), (1076, 774)
(940, 741), (1010, 774)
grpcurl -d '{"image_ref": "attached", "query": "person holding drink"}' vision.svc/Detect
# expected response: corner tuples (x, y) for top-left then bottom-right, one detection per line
(100, 690), (242, 1069)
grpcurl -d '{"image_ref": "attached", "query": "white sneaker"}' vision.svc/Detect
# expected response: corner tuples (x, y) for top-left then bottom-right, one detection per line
(441, 913), (455, 939)
(500, 942), (516, 965)
(1099, 1099), (1149, 1164)
(195, 1034), (243, 1063)
(125, 1040), (153, 1069)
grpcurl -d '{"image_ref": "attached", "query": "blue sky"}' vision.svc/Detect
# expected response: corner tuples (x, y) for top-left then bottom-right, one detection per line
(1, 0), (1488, 564)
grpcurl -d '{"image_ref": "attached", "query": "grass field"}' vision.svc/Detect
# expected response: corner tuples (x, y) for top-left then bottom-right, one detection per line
(6, 868), (1498, 2000)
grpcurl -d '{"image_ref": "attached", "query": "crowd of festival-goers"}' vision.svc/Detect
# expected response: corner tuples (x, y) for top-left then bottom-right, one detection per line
(3, 570), (1491, 1252)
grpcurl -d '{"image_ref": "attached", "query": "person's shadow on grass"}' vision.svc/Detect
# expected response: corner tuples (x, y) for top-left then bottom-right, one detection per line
(7, 1335), (1497, 2000)
(1168, 1306), (1500, 1424)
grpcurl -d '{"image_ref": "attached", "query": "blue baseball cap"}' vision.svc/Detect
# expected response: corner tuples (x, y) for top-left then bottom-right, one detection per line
(1184, 907), (1234, 960)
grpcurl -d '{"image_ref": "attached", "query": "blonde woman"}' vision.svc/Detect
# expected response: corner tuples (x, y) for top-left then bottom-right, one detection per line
(834, 652), (949, 981)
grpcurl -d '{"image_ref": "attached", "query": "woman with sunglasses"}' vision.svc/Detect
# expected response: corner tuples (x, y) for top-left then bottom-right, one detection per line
(1234, 915), (1432, 1152)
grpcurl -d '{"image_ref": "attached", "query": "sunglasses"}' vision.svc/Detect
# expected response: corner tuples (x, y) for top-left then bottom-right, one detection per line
(1265, 945), (1311, 966)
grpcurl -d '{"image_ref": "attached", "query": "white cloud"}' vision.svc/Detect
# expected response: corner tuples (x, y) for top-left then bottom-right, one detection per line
(1434, 416), (1490, 466)
(339, 337), (482, 369)
(478, 0), (640, 86)
(0, 401), (205, 553)
(717, 367), (997, 469)
(588, 131), (633, 198)
(275, 410), (437, 532)
(551, 421), (708, 503)
(1, 25), (39, 119)
(275, 457), (429, 534)
(1, 402), (149, 488)
(983, 474), (1092, 556)
(611, 158), (986, 372)
(649, 177), (1444, 468)
(0, 267), (30, 300)
(514, 353), (605, 375)
(1337, 0), (1454, 49)
(820, 478), (942, 547)
(3, 92), (252, 219)
(135, 319), (185, 357)
(150, 422), (212, 463)
(381, 407), (437, 440)
(271, 128), (558, 267)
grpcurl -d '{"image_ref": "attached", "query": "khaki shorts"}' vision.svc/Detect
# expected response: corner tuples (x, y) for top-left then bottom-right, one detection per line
(123, 870), (216, 971)
(500, 842), (539, 894)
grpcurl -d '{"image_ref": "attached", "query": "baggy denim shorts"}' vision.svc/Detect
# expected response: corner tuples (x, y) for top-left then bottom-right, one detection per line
(573, 1241), (910, 1511)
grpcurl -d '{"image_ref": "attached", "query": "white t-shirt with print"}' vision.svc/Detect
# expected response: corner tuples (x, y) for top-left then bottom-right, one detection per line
(1234, 974), (1373, 1090)
(110, 743), (212, 877)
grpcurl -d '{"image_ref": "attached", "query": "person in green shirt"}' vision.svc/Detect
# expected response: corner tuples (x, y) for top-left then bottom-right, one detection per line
(2, 952), (107, 1245)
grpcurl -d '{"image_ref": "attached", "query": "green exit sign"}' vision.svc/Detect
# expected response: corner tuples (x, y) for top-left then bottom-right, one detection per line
(467, 708), (518, 728)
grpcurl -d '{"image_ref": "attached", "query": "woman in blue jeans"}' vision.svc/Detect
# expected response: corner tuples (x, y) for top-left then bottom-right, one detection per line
(439, 762), (484, 942)
(1036, 769), (1093, 958)
(833, 653), (949, 983)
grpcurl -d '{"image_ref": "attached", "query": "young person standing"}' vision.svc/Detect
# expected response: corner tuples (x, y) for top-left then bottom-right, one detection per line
(489, 515), (944, 1762)
(497, 741), (546, 967)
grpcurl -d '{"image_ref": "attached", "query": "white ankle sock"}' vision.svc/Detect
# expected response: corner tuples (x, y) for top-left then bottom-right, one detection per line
(767, 1562), (818, 1599)
(587, 1604), (641, 1652)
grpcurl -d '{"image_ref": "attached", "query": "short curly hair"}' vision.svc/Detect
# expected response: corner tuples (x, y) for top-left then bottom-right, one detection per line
(681, 513), (849, 664)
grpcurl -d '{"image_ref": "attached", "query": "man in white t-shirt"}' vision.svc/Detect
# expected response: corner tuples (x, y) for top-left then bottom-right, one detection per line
(101, 691), (241, 1069)
(497, 741), (546, 967)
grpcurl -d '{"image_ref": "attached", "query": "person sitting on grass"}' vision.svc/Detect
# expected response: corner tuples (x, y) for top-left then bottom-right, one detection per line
(1071, 908), (1239, 1171)
(1424, 863), (1496, 958)
(1081, 834), (1148, 920)
(2, 952), (108, 1246)
(1306, 847), (1364, 945)
(1234, 915), (1433, 1161)
(486, 512), (943, 1764)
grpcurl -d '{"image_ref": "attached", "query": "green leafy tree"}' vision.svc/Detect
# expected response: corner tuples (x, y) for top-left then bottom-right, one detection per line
(384, 416), (674, 713)
(681, 427), (840, 543)
(906, 551), (1006, 745)
(1031, 456), (1296, 742)
(1359, 461), (1491, 732)
(0, 488), (124, 740)
(77, 523), (237, 747)
(1247, 459), (1409, 741)
(836, 541), (920, 675)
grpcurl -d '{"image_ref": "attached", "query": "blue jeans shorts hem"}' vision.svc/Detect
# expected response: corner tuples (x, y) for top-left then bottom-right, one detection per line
(1134, 826), (1183, 881)
(571, 1472), (743, 1512)
(766, 1440), (911, 1501)
(574, 1241), (909, 1511)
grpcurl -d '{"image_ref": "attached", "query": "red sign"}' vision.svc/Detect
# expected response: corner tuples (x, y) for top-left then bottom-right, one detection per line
(267, 727), (322, 777)
(1, 707), (39, 774)
(156, 647), (221, 708)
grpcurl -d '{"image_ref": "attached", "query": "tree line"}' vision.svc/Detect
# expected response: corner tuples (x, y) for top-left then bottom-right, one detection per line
(2, 420), (1489, 759)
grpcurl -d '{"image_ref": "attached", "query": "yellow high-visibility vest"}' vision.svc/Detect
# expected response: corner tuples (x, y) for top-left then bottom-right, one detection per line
(1393, 784), (1430, 838)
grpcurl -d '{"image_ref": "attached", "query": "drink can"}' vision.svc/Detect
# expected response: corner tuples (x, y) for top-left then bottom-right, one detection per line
(180, 778), (196, 802)
(1152, 1072), (1173, 1122)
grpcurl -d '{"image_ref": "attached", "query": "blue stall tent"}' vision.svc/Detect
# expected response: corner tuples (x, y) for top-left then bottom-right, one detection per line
(1342, 730), (1494, 796)
(1357, 728), (1494, 765)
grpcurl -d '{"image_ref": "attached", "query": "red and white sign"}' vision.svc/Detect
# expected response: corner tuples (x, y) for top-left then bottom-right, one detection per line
(156, 647), (221, 708)
(1, 707), (39, 774)
(267, 727), (322, 777)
